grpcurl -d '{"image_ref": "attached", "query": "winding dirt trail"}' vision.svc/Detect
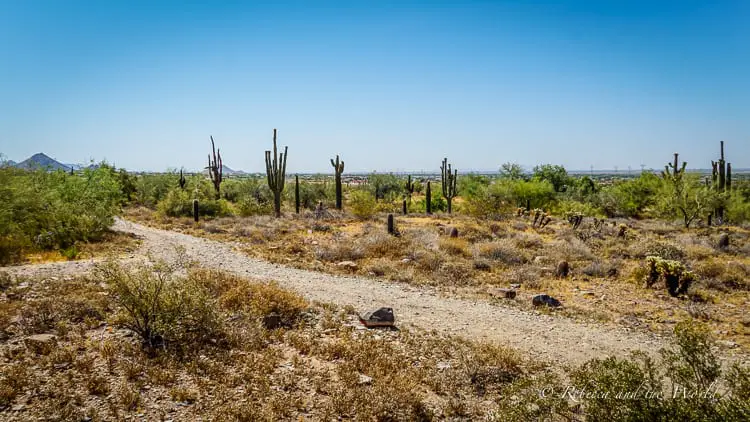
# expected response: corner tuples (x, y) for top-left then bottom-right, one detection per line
(3, 218), (674, 367)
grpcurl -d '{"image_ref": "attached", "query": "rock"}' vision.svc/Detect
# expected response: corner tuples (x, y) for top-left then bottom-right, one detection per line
(263, 313), (282, 330)
(336, 261), (358, 269)
(401, 258), (412, 264)
(533, 256), (548, 265)
(718, 233), (730, 249)
(24, 333), (58, 355)
(510, 283), (521, 289)
(449, 227), (459, 238)
(489, 288), (516, 299)
(358, 373), (373, 385)
(436, 361), (452, 370)
(359, 307), (395, 328)
(555, 261), (570, 278)
(580, 291), (595, 297)
(532, 294), (562, 308)
(718, 340), (738, 349)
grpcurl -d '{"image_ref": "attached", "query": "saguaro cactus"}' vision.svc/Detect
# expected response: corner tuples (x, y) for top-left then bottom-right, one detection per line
(440, 158), (458, 214)
(192, 199), (199, 222)
(265, 129), (288, 218)
(710, 141), (732, 223)
(661, 152), (686, 183)
(295, 174), (300, 214)
(404, 175), (414, 203)
(426, 181), (432, 215)
(206, 136), (222, 199)
(330, 155), (345, 210)
(179, 169), (186, 190)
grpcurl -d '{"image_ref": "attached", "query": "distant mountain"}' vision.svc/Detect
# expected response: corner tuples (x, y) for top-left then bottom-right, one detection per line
(222, 164), (246, 175)
(15, 153), (71, 171)
(1, 159), (16, 167)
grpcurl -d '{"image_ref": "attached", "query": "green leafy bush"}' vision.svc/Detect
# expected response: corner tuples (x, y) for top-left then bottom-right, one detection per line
(0, 165), (123, 263)
(348, 190), (376, 220)
(157, 188), (232, 218)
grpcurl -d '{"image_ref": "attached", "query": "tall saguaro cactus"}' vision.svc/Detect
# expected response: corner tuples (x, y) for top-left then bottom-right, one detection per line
(295, 174), (300, 214)
(661, 152), (686, 183)
(265, 129), (288, 218)
(426, 181), (432, 214)
(330, 155), (345, 210)
(711, 141), (732, 222)
(178, 168), (186, 190)
(440, 158), (458, 214)
(404, 175), (414, 204)
(207, 136), (223, 199)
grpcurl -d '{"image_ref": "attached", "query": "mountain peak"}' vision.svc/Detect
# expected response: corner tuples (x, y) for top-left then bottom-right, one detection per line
(16, 153), (71, 171)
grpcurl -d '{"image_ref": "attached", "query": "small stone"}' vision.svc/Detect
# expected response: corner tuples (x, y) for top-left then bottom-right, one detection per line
(532, 294), (562, 308)
(11, 404), (25, 411)
(436, 361), (452, 370)
(449, 227), (459, 238)
(336, 261), (358, 269)
(580, 291), (595, 297)
(510, 283), (521, 289)
(359, 307), (395, 328)
(358, 373), (373, 385)
(401, 258), (411, 264)
(718, 233), (730, 249)
(489, 288), (516, 299)
(718, 340), (738, 349)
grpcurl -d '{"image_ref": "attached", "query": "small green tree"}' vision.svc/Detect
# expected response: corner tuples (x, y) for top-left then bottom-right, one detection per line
(499, 162), (526, 180)
(532, 164), (570, 192)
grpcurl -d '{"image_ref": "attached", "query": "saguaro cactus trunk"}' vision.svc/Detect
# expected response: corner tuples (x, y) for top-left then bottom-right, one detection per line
(295, 174), (300, 214)
(710, 141), (732, 223)
(426, 181), (432, 215)
(440, 158), (458, 214)
(265, 129), (288, 218)
(206, 136), (223, 200)
(330, 155), (345, 210)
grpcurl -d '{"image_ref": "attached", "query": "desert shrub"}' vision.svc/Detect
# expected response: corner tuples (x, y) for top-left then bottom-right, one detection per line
(597, 173), (662, 218)
(368, 173), (402, 202)
(98, 260), (223, 350)
(550, 199), (602, 217)
(314, 241), (364, 262)
(286, 179), (333, 210)
(630, 239), (685, 261)
(476, 240), (528, 265)
(439, 237), (471, 257)
(0, 165), (123, 263)
(571, 321), (749, 420)
(348, 189), (376, 220)
(415, 194), (448, 213)
(133, 172), (183, 208)
(725, 194), (750, 224)
(466, 179), (555, 218)
(157, 188), (233, 218)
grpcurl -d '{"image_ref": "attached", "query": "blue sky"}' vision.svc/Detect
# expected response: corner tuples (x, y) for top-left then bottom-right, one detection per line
(0, 1), (748, 173)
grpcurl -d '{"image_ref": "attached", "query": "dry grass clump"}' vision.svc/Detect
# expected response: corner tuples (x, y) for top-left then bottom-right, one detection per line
(314, 241), (364, 262)
(438, 237), (472, 257)
(475, 240), (528, 265)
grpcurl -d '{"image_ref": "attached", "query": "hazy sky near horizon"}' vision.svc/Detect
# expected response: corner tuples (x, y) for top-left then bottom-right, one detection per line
(1, 1), (748, 173)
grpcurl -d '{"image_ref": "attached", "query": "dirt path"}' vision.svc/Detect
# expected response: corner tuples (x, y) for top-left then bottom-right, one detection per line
(3, 218), (674, 367)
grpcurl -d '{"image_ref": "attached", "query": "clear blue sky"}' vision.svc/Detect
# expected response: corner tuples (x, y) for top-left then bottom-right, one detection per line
(1, 1), (748, 173)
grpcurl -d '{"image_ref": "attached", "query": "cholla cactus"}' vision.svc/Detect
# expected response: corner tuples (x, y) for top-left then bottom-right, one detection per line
(645, 256), (695, 297)
(566, 212), (584, 229)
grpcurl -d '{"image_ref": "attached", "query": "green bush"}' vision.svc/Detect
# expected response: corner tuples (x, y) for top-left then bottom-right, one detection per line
(99, 259), (222, 350)
(287, 179), (334, 210)
(598, 173), (662, 218)
(157, 188), (232, 218)
(571, 321), (750, 421)
(349, 190), (377, 220)
(0, 165), (123, 263)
